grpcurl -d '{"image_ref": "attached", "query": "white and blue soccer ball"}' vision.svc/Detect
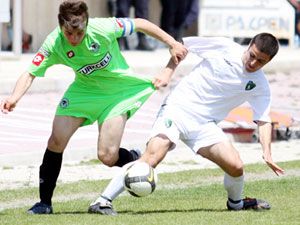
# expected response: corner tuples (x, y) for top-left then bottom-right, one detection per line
(124, 161), (158, 197)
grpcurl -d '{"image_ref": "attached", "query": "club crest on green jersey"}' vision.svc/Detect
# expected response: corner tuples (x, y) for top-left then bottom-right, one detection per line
(245, 81), (256, 91)
(89, 42), (100, 53)
(59, 98), (69, 108)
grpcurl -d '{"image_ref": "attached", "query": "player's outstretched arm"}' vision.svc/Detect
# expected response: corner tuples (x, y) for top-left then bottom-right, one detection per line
(1, 72), (35, 114)
(257, 121), (285, 176)
(134, 18), (188, 64)
(152, 58), (178, 89)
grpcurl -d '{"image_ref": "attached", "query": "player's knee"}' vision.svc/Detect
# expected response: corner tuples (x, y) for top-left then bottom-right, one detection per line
(149, 134), (172, 149)
(98, 153), (116, 167)
(142, 135), (171, 167)
(97, 147), (118, 167)
(229, 162), (244, 177)
(47, 135), (66, 152)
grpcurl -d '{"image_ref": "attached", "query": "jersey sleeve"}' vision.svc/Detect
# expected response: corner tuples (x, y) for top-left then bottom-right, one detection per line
(183, 36), (240, 57)
(113, 17), (135, 38)
(27, 34), (58, 77)
(247, 77), (272, 123)
(249, 95), (271, 123)
(91, 17), (135, 40)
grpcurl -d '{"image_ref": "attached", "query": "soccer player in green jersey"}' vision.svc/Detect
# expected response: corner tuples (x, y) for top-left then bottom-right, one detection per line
(0, 0), (187, 214)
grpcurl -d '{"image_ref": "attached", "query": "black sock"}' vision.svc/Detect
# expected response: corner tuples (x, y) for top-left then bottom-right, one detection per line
(39, 148), (63, 206)
(114, 148), (137, 167)
(228, 198), (242, 204)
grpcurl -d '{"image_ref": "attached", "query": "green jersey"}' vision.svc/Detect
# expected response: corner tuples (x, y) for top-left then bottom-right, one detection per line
(28, 17), (155, 125)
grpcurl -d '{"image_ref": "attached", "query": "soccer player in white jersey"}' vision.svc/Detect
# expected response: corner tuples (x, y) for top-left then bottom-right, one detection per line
(89, 33), (285, 215)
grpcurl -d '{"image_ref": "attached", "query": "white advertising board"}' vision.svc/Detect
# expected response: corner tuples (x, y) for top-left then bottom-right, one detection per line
(199, 0), (295, 44)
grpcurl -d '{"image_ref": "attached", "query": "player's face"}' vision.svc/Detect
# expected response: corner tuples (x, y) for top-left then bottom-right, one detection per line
(243, 44), (271, 73)
(62, 25), (86, 46)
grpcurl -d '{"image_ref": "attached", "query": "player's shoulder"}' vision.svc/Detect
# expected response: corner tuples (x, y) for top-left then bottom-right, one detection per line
(88, 17), (122, 42)
(45, 27), (60, 40)
(41, 27), (62, 50)
(88, 17), (115, 30)
(249, 69), (270, 87)
(183, 36), (241, 50)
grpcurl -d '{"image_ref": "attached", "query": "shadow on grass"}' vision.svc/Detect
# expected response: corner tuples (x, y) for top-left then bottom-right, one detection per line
(119, 208), (228, 215)
(54, 208), (227, 215)
(55, 211), (92, 215)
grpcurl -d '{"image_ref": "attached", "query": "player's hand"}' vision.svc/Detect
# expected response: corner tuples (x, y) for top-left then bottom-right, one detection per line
(169, 41), (188, 65)
(263, 154), (285, 176)
(152, 73), (170, 89)
(1, 98), (17, 114)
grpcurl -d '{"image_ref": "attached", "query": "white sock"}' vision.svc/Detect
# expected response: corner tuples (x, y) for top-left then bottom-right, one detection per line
(224, 173), (244, 209)
(91, 162), (135, 206)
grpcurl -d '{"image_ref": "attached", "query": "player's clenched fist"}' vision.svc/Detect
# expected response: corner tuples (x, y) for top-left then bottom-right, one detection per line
(169, 41), (188, 65)
(1, 98), (16, 114)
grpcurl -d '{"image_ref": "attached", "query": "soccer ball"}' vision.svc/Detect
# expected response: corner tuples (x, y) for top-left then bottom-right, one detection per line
(124, 161), (158, 197)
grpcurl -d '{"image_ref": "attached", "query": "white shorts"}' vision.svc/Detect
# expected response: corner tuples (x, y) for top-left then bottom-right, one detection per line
(149, 112), (228, 153)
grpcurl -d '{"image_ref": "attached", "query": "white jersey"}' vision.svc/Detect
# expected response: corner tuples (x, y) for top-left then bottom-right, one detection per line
(165, 36), (271, 124)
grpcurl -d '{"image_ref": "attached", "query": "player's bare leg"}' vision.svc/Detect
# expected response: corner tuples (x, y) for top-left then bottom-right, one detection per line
(89, 134), (172, 215)
(28, 116), (84, 214)
(48, 116), (85, 152)
(140, 134), (172, 167)
(198, 141), (244, 177)
(198, 141), (270, 210)
(97, 114), (141, 167)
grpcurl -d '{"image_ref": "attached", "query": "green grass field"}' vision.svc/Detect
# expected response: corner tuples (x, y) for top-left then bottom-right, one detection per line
(1, 161), (300, 225)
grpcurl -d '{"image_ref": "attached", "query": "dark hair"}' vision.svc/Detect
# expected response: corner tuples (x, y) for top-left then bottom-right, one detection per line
(249, 33), (279, 59)
(58, 0), (89, 29)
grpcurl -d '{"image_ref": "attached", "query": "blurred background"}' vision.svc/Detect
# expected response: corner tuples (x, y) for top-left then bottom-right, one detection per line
(1, 0), (300, 175)
(0, 0), (299, 55)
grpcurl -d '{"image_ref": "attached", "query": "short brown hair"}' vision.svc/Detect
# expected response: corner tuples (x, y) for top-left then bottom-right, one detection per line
(249, 33), (279, 59)
(58, 0), (89, 29)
